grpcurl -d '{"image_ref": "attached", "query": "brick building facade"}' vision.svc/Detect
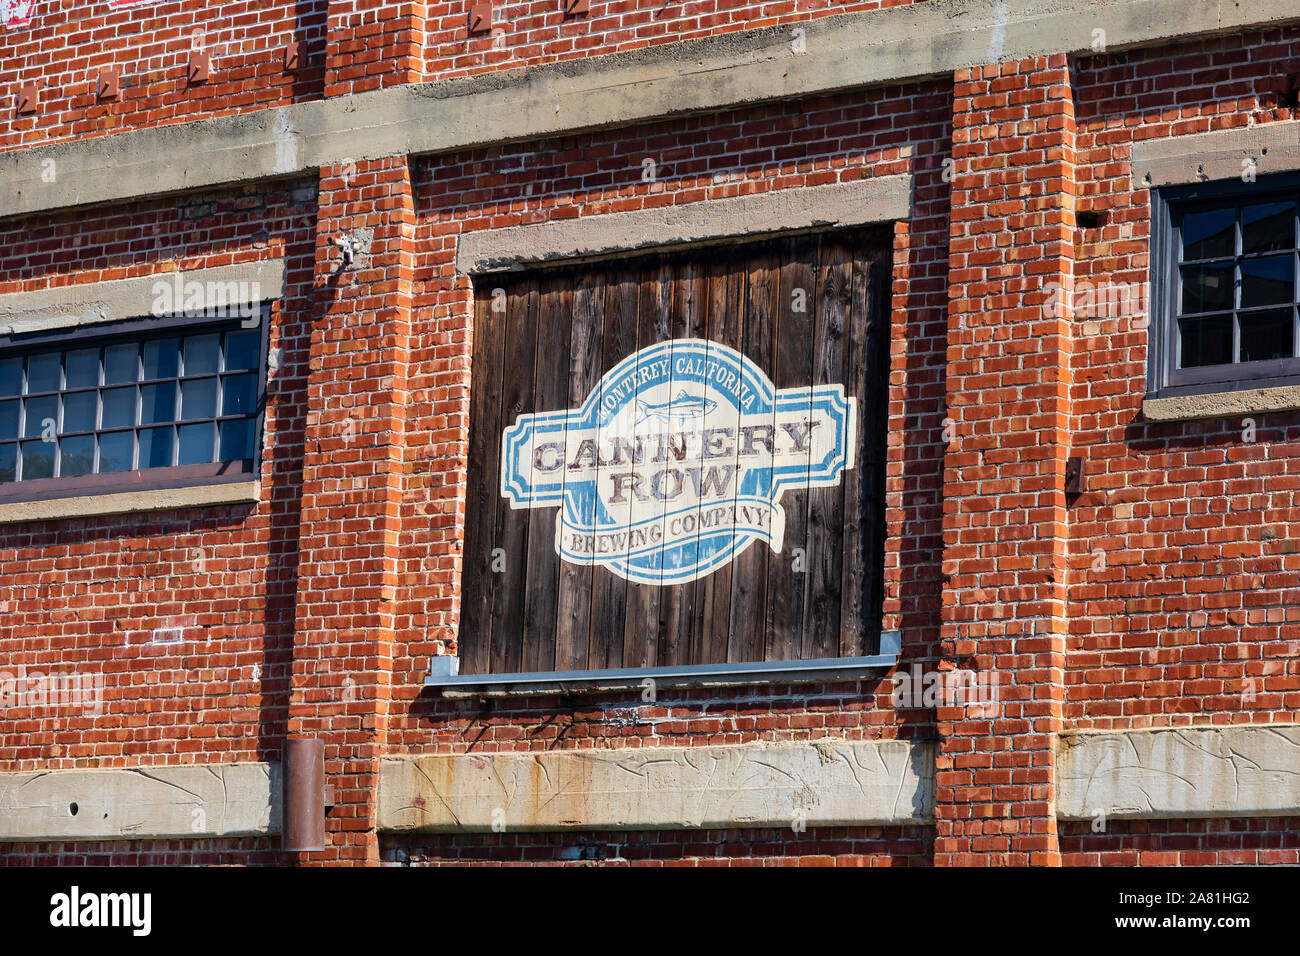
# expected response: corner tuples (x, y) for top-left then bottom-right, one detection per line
(1, 0), (1298, 866)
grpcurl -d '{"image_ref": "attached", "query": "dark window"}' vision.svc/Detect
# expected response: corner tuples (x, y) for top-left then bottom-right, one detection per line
(0, 312), (266, 503)
(1152, 176), (1300, 396)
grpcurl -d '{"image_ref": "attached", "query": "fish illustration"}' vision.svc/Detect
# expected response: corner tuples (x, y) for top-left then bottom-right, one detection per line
(635, 390), (718, 424)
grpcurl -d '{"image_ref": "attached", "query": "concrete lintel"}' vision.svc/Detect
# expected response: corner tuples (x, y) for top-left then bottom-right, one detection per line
(0, 763), (281, 841)
(0, 480), (261, 525)
(4, 0), (1300, 218)
(1142, 384), (1300, 421)
(378, 738), (935, 832)
(456, 176), (910, 274)
(1133, 120), (1300, 188)
(1056, 725), (1300, 821)
(0, 260), (285, 336)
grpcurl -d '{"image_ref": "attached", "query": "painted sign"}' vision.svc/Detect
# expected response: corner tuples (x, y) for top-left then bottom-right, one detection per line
(501, 339), (857, 585)
(1, 0), (35, 29)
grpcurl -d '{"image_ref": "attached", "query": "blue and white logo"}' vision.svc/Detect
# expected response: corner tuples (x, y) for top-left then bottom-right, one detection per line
(501, 339), (857, 585)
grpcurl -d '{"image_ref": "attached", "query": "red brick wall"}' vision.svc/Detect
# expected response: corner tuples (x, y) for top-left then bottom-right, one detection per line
(1066, 31), (1300, 731)
(2, 6), (1299, 867)
(1060, 817), (1300, 866)
(0, 182), (315, 772)
(385, 825), (933, 866)
(390, 83), (953, 759)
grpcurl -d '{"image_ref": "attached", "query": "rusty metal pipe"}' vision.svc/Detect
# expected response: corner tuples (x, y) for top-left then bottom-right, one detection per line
(283, 737), (325, 852)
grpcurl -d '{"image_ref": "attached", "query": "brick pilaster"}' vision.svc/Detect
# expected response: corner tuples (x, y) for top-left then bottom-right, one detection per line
(288, 155), (415, 863)
(325, 0), (426, 96)
(937, 55), (1076, 866)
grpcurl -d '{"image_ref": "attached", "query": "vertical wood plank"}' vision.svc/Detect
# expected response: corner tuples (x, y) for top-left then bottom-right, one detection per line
(727, 246), (780, 662)
(519, 272), (573, 674)
(554, 268), (604, 671)
(764, 235), (819, 661)
(694, 253), (744, 667)
(587, 263), (640, 671)
(657, 257), (707, 667)
(487, 279), (538, 672)
(621, 259), (673, 668)
(803, 237), (852, 660)
(459, 288), (506, 675)
(841, 238), (892, 656)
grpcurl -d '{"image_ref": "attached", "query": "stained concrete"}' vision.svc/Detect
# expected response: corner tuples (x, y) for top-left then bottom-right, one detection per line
(0, 481), (261, 525)
(0, 763), (281, 841)
(4, 0), (1299, 218)
(378, 738), (935, 832)
(0, 260), (284, 336)
(1057, 725), (1300, 820)
(1142, 385), (1300, 422)
(1133, 120), (1300, 188)
(457, 176), (911, 273)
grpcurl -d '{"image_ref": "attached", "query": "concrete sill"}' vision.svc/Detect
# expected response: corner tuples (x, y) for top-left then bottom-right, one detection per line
(425, 638), (901, 698)
(1142, 384), (1300, 423)
(0, 480), (261, 525)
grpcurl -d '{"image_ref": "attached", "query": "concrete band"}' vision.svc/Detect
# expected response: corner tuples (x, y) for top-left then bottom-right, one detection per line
(456, 176), (913, 273)
(0, 481), (261, 525)
(1134, 120), (1300, 188)
(3, 0), (1299, 219)
(0, 763), (281, 841)
(377, 738), (937, 832)
(1056, 725), (1300, 821)
(1143, 385), (1300, 422)
(0, 260), (285, 336)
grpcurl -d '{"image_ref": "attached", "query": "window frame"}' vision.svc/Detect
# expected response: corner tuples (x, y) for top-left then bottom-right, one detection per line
(1150, 173), (1300, 399)
(0, 305), (271, 505)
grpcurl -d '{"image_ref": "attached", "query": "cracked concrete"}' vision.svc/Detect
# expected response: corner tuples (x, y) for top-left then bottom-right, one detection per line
(0, 763), (281, 841)
(1056, 725), (1300, 820)
(377, 738), (935, 832)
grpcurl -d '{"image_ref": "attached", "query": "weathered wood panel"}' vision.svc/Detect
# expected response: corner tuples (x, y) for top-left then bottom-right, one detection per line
(459, 229), (890, 674)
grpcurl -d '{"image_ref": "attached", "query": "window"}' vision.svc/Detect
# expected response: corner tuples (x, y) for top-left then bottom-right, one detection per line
(0, 312), (267, 502)
(1152, 175), (1300, 396)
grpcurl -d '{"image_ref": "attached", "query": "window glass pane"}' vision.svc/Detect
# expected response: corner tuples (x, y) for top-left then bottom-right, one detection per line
(137, 427), (172, 469)
(1239, 309), (1294, 363)
(180, 378), (217, 420)
(1240, 254), (1294, 308)
(140, 383), (177, 425)
(20, 439), (54, 479)
(0, 444), (14, 483)
(0, 357), (21, 398)
(222, 373), (258, 415)
(178, 422), (214, 465)
(26, 353), (60, 393)
(62, 391), (97, 433)
(23, 395), (57, 438)
(224, 329), (260, 371)
(143, 337), (180, 380)
(219, 418), (255, 462)
(60, 434), (94, 478)
(98, 431), (135, 473)
(1182, 207), (1236, 260)
(104, 343), (139, 384)
(1179, 314), (1234, 368)
(1180, 262), (1234, 314)
(0, 400), (17, 440)
(183, 334), (220, 375)
(1242, 202), (1295, 255)
(101, 387), (136, 429)
(65, 348), (100, 389)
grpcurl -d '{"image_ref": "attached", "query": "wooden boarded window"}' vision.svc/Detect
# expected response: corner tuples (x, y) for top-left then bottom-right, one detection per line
(460, 228), (891, 674)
